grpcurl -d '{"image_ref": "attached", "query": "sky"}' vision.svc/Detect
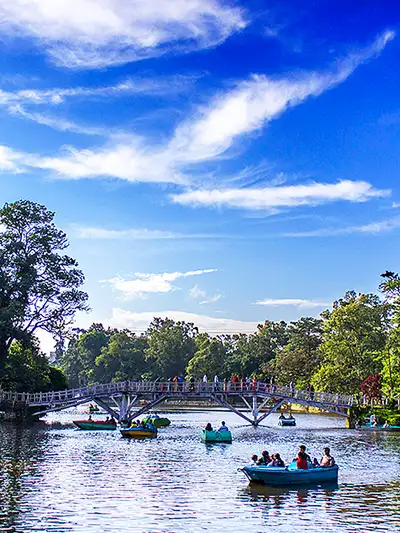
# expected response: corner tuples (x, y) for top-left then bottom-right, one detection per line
(1, 0), (400, 351)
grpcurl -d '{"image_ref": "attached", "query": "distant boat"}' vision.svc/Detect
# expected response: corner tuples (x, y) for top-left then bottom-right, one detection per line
(142, 415), (171, 428)
(120, 425), (157, 439)
(201, 429), (232, 443)
(241, 463), (339, 486)
(278, 415), (296, 427)
(73, 419), (117, 431)
(360, 423), (400, 432)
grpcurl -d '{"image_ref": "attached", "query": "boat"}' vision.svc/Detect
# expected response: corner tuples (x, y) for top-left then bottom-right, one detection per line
(241, 462), (339, 486)
(73, 419), (117, 430)
(278, 415), (296, 427)
(201, 429), (232, 443)
(360, 422), (400, 432)
(120, 425), (157, 439)
(142, 415), (171, 428)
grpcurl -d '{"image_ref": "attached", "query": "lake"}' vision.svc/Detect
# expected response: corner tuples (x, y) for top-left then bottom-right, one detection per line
(0, 410), (399, 532)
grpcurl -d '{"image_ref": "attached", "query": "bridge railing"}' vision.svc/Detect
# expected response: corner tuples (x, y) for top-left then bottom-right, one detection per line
(1, 380), (355, 407)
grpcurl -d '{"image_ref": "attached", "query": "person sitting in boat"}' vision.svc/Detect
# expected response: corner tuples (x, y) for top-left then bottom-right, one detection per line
(250, 454), (258, 466)
(205, 423), (213, 431)
(110, 416), (116, 425)
(296, 451), (309, 470)
(288, 413), (294, 420)
(257, 450), (271, 465)
(218, 421), (229, 432)
(105, 416), (110, 423)
(320, 447), (335, 468)
(271, 453), (285, 467)
(299, 445), (311, 463)
(279, 413), (286, 420)
(383, 420), (389, 428)
(88, 414), (92, 421)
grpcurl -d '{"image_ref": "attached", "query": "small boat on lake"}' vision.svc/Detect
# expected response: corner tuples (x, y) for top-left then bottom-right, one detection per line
(241, 462), (339, 486)
(120, 425), (157, 439)
(73, 419), (117, 431)
(142, 415), (171, 428)
(360, 422), (400, 432)
(278, 415), (296, 427)
(201, 429), (232, 443)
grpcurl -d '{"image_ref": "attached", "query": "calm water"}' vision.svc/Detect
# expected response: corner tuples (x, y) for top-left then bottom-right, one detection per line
(0, 410), (399, 532)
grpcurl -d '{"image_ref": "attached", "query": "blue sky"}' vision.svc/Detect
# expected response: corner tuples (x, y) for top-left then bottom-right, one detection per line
(1, 0), (400, 349)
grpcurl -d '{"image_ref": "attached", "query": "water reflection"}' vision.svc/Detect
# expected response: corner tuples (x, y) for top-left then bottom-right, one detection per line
(0, 411), (399, 532)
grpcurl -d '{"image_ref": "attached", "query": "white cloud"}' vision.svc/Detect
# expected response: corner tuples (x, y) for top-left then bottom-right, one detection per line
(392, 202), (400, 208)
(0, 0), (246, 69)
(255, 298), (329, 308)
(189, 284), (206, 299)
(171, 180), (389, 211)
(168, 31), (394, 164)
(109, 308), (259, 334)
(103, 269), (217, 299)
(200, 293), (223, 305)
(0, 31), (393, 185)
(0, 145), (24, 172)
(283, 216), (400, 237)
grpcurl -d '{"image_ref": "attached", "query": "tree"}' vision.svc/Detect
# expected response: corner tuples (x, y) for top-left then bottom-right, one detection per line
(186, 333), (228, 378)
(360, 373), (382, 401)
(58, 324), (111, 387)
(95, 330), (147, 382)
(145, 318), (198, 377)
(274, 317), (323, 387)
(0, 200), (89, 375)
(312, 292), (386, 394)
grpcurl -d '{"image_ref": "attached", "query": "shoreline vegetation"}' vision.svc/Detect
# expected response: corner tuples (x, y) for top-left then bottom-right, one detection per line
(0, 201), (399, 423)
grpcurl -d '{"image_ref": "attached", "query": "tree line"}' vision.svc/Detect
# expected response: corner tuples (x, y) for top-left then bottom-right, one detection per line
(56, 280), (400, 401)
(1, 200), (399, 401)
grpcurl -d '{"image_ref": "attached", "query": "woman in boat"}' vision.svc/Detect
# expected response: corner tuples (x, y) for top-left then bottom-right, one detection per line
(296, 451), (309, 470)
(205, 423), (213, 431)
(273, 453), (285, 467)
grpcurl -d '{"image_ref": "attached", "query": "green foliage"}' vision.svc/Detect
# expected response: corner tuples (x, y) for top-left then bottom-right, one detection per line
(313, 292), (386, 394)
(144, 318), (197, 377)
(186, 333), (227, 378)
(0, 200), (89, 373)
(3, 340), (67, 392)
(274, 317), (323, 387)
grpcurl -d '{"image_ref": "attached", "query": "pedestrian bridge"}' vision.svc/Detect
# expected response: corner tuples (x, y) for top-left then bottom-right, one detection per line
(0, 381), (354, 426)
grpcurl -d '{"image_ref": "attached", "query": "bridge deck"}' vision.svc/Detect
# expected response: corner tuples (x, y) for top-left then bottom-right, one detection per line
(0, 381), (354, 409)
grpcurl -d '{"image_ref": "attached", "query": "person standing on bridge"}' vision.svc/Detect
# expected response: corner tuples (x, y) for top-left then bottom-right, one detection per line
(213, 374), (219, 391)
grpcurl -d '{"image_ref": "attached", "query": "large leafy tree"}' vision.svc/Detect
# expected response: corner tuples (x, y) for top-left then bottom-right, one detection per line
(0, 200), (89, 374)
(312, 291), (386, 394)
(95, 330), (148, 382)
(145, 318), (198, 377)
(186, 333), (228, 378)
(274, 317), (323, 387)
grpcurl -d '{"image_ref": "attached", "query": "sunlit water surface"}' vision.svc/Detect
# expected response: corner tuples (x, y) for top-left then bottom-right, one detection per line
(0, 410), (399, 532)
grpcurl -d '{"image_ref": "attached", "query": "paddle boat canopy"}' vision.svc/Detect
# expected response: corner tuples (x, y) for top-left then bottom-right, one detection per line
(201, 429), (232, 443)
(241, 462), (339, 486)
(73, 419), (117, 431)
(120, 424), (157, 439)
(142, 415), (171, 428)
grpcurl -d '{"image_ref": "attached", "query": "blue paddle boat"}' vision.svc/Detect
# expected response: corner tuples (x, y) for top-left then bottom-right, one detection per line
(241, 462), (339, 486)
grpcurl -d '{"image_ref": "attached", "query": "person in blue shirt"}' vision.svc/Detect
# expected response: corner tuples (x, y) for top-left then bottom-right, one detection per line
(218, 421), (229, 432)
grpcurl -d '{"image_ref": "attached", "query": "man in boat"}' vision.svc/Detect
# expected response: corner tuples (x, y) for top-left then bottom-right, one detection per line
(279, 413), (286, 420)
(217, 421), (229, 432)
(257, 450), (271, 465)
(298, 445), (311, 463)
(320, 447), (335, 468)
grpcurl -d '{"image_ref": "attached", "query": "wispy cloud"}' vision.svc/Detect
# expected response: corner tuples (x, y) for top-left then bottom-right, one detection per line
(283, 216), (400, 237)
(171, 180), (389, 211)
(255, 298), (329, 308)
(0, 31), (394, 186)
(110, 308), (259, 334)
(200, 293), (223, 305)
(103, 269), (217, 299)
(189, 285), (206, 300)
(71, 225), (219, 240)
(0, 0), (246, 69)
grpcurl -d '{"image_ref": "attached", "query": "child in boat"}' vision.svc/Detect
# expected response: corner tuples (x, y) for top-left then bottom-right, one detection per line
(257, 450), (271, 465)
(205, 423), (213, 431)
(296, 451), (309, 470)
(250, 454), (258, 465)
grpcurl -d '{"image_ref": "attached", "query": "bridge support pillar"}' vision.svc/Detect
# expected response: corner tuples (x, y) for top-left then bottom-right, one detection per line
(120, 393), (130, 423)
(252, 396), (259, 426)
(346, 408), (356, 429)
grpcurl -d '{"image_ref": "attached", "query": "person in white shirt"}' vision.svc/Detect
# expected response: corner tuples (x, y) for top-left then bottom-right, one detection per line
(203, 374), (208, 382)
(213, 374), (219, 391)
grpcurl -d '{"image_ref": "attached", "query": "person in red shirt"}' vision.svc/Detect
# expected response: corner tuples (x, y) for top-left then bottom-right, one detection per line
(296, 451), (309, 470)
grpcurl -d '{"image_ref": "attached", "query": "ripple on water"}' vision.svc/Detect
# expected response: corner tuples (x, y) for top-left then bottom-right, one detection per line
(0, 411), (399, 532)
